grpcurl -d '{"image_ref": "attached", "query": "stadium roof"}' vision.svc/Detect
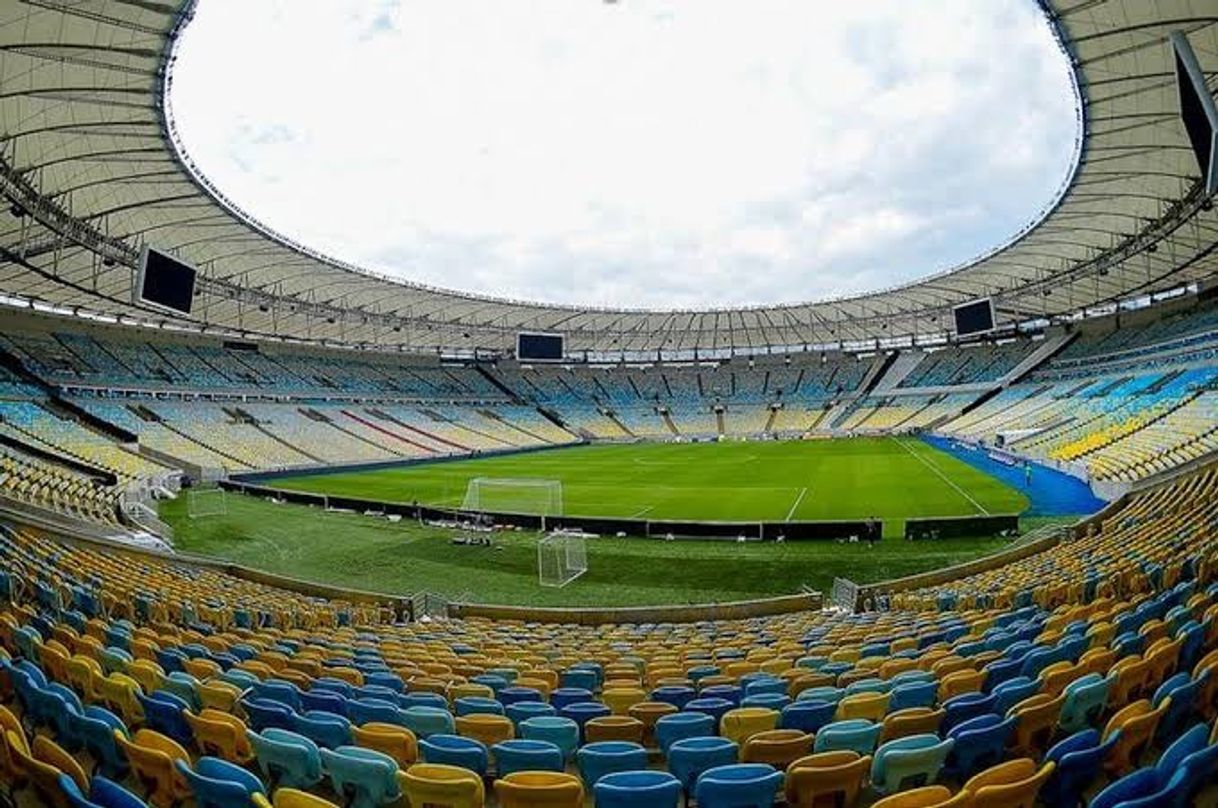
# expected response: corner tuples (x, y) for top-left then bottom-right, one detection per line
(1, 0), (1218, 357)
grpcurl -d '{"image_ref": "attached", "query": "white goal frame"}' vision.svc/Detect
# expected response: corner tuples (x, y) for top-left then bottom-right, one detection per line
(187, 487), (227, 518)
(461, 477), (563, 528)
(538, 532), (587, 588)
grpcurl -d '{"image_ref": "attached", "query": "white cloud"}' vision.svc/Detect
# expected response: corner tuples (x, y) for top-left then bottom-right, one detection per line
(170, 0), (1078, 309)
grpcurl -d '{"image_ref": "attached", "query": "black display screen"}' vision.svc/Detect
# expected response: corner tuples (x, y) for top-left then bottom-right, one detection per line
(138, 248), (196, 315)
(518, 332), (564, 361)
(954, 299), (995, 336)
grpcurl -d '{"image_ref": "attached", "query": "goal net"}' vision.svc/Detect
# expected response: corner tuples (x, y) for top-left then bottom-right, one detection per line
(187, 487), (227, 518)
(538, 532), (587, 588)
(460, 478), (563, 518)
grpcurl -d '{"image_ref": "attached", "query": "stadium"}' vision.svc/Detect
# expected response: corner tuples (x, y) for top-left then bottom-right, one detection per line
(2, 0), (1218, 806)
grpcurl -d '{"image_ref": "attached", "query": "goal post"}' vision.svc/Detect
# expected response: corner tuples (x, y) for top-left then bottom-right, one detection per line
(460, 477), (563, 520)
(187, 486), (227, 518)
(538, 532), (587, 588)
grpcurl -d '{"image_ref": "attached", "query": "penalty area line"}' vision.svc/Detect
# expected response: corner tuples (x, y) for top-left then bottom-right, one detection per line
(785, 487), (808, 522)
(894, 436), (989, 515)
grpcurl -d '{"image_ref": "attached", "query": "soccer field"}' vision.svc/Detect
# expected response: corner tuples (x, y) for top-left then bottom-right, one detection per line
(271, 436), (1029, 530)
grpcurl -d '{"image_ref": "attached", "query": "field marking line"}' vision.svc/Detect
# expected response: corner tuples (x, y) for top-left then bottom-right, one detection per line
(785, 487), (808, 522)
(894, 436), (990, 515)
(629, 505), (656, 519)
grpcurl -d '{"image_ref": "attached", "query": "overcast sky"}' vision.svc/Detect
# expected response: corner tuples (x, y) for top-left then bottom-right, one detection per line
(170, 0), (1079, 310)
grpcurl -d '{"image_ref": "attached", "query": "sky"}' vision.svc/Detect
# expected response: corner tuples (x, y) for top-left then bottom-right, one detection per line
(169, 0), (1080, 310)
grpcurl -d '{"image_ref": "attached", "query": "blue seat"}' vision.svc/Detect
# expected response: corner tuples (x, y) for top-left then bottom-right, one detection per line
(941, 692), (996, 733)
(693, 763), (783, 808)
(812, 719), (882, 755)
(1042, 729), (1121, 808)
(561, 668), (599, 692)
(594, 770), (682, 808)
(347, 698), (403, 727)
(780, 701), (837, 734)
(577, 741), (648, 787)
(870, 734), (954, 794)
(418, 733), (489, 776)
(1091, 767), (1170, 808)
(944, 714), (1016, 780)
(740, 693), (790, 710)
(498, 686), (544, 706)
(398, 692), (447, 710)
(551, 688), (594, 710)
(241, 698), (295, 732)
(651, 686), (697, 710)
(1059, 673), (1109, 734)
(519, 716), (581, 761)
(796, 686), (844, 705)
(655, 712), (716, 755)
(505, 701), (556, 728)
(491, 738), (565, 777)
(136, 691), (193, 747)
(292, 709), (353, 749)
(454, 696), (504, 717)
(319, 745), (401, 808)
(248, 727), (324, 789)
(301, 688), (348, 716)
(471, 674), (509, 695)
(666, 736), (738, 792)
(75, 706), (130, 778)
(399, 706), (455, 738)
(560, 701), (613, 740)
(251, 679), (302, 712)
(313, 678), (356, 699)
(888, 681), (937, 712)
(63, 774), (149, 808)
(176, 756), (266, 808)
(1153, 672), (1204, 746)
(364, 672), (404, 693)
(743, 678), (788, 698)
(991, 676), (1040, 716)
(685, 698), (734, 729)
(701, 684), (742, 706)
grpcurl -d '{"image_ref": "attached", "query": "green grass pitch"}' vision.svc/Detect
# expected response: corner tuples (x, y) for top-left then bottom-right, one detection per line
(270, 436), (1030, 528)
(161, 438), (1057, 607)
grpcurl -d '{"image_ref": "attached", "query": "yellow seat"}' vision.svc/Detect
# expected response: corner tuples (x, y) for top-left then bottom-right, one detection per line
(872, 785), (956, 808)
(1103, 698), (1168, 776)
(65, 655), (102, 701)
(113, 729), (191, 808)
(9, 730), (75, 808)
(397, 762), (485, 808)
(353, 722), (419, 768)
(584, 715), (645, 744)
(937, 670), (984, 702)
(99, 672), (145, 725)
(198, 679), (242, 713)
(784, 751), (871, 808)
(742, 729), (813, 768)
(961, 758), (1055, 808)
(602, 687), (647, 715)
(1007, 693), (1063, 758)
(272, 788), (340, 808)
(836, 691), (890, 723)
(879, 707), (945, 744)
(628, 702), (678, 746)
(184, 709), (254, 764)
(455, 714), (514, 747)
(721, 707), (780, 746)
(0, 708), (27, 788)
(493, 771), (584, 808)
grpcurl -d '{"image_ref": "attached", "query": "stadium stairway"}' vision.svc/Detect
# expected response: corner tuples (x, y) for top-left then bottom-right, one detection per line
(240, 411), (328, 466)
(604, 410), (636, 438)
(661, 409), (680, 436)
(299, 408), (409, 459)
(340, 410), (444, 454)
